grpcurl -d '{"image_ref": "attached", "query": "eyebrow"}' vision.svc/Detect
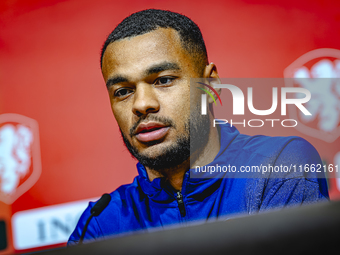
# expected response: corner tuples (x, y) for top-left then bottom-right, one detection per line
(106, 76), (128, 89)
(106, 62), (181, 89)
(145, 62), (181, 76)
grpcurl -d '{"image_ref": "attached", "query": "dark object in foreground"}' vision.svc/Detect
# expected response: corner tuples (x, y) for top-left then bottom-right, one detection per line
(41, 201), (340, 254)
(79, 194), (111, 244)
(0, 221), (7, 251)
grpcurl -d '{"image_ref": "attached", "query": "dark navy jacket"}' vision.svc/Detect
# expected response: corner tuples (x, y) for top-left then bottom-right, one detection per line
(68, 125), (329, 245)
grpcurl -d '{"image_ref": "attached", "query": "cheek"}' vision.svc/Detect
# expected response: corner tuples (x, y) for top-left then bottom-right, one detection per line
(181, 85), (191, 112)
(171, 88), (191, 128)
(112, 105), (130, 133)
(189, 86), (201, 107)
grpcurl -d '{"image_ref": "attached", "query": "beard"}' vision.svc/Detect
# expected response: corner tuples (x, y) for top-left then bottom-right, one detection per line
(119, 105), (210, 173)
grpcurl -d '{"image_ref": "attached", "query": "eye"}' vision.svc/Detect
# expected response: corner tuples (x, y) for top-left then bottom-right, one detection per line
(114, 88), (133, 98)
(155, 77), (174, 86)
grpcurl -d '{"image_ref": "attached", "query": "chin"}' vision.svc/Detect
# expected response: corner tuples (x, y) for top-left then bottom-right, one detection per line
(138, 141), (173, 157)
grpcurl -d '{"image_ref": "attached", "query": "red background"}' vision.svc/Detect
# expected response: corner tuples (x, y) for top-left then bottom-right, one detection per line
(0, 0), (339, 253)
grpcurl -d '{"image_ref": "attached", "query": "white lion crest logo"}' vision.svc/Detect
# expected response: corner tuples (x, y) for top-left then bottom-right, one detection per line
(284, 48), (340, 142)
(0, 114), (41, 204)
(0, 124), (33, 194)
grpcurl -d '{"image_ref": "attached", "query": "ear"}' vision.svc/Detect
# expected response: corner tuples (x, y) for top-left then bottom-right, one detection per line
(202, 62), (221, 104)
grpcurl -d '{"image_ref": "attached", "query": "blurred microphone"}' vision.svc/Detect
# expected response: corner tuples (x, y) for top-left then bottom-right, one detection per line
(79, 193), (111, 244)
(90, 194), (111, 216)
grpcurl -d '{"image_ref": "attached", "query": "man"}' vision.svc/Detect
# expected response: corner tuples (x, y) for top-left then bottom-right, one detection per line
(68, 9), (328, 245)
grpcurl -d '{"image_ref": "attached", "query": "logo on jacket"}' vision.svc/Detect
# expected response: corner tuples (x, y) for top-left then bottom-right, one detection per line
(0, 114), (41, 204)
(284, 48), (340, 142)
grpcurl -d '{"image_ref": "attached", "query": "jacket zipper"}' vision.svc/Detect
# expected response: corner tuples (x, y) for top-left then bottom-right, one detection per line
(176, 191), (186, 217)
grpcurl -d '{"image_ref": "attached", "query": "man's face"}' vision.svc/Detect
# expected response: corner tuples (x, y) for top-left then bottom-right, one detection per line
(101, 28), (206, 171)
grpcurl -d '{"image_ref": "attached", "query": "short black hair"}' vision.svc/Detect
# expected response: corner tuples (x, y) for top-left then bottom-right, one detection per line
(100, 9), (208, 74)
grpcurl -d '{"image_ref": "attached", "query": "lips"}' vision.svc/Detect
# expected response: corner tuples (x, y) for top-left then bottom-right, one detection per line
(134, 122), (170, 143)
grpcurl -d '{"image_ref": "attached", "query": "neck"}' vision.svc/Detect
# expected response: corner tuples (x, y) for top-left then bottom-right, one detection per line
(146, 113), (220, 191)
(146, 159), (189, 191)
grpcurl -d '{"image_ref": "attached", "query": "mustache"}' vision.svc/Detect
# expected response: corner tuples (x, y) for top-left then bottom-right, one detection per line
(129, 115), (176, 137)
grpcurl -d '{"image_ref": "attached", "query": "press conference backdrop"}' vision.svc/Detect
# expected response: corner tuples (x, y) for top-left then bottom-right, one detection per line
(0, 0), (339, 253)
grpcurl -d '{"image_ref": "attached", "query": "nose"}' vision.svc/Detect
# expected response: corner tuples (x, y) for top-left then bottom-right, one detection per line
(132, 83), (160, 117)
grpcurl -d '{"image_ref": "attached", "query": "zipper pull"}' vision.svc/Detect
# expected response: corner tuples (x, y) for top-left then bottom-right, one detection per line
(176, 191), (186, 217)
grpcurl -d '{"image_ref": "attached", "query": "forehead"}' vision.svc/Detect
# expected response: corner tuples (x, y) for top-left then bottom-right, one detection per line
(101, 28), (192, 81)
